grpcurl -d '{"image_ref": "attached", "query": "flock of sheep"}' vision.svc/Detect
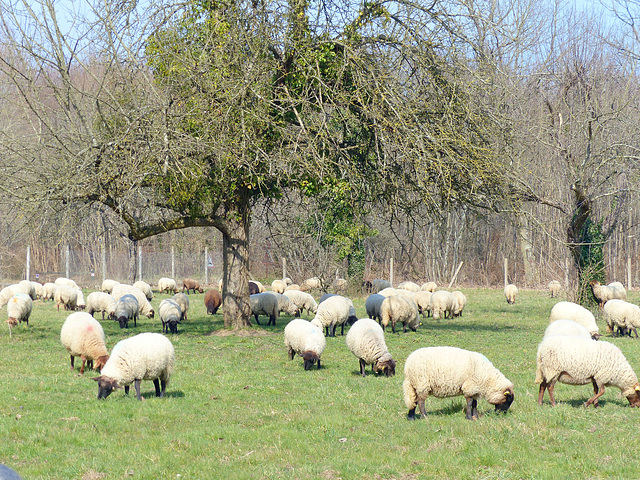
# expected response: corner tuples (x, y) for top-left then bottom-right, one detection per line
(2, 274), (640, 419)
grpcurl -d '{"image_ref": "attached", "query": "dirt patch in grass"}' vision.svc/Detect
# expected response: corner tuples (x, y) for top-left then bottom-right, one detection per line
(81, 470), (106, 480)
(208, 328), (273, 337)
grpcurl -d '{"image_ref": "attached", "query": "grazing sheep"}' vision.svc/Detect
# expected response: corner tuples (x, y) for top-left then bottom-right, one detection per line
(250, 292), (280, 326)
(590, 280), (627, 308)
(300, 277), (322, 292)
(75, 289), (86, 311)
(43, 282), (57, 301)
(420, 281), (437, 293)
(403, 346), (514, 420)
(271, 279), (287, 294)
(111, 284), (154, 318)
(93, 332), (175, 401)
(85, 292), (117, 321)
(204, 289), (222, 315)
(430, 290), (457, 320)
(312, 294), (358, 337)
(346, 318), (396, 377)
(159, 299), (182, 334)
(54, 285), (78, 312)
(414, 291), (433, 319)
(452, 291), (467, 317)
(504, 284), (518, 305)
(544, 319), (593, 340)
(133, 281), (154, 301)
(365, 293), (386, 324)
(549, 301), (599, 339)
(284, 284), (301, 292)
(273, 293), (301, 318)
(283, 290), (318, 316)
(284, 318), (326, 370)
(394, 288), (417, 301)
(182, 278), (204, 294)
(18, 280), (36, 300)
(158, 277), (178, 294)
(29, 281), (44, 300)
(172, 293), (190, 321)
(60, 312), (109, 374)
(0, 284), (22, 309)
(548, 280), (561, 298)
(536, 335), (640, 408)
(55, 277), (80, 290)
(603, 299), (640, 337)
(251, 280), (266, 293)
(371, 279), (392, 293)
(101, 279), (120, 294)
(380, 295), (420, 333)
(282, 277), (293, 286)
(114, 294), (139, 329)
(397, 281), (420, 292)
(7, 293), (33, 328)
(249, 281), (261, 295)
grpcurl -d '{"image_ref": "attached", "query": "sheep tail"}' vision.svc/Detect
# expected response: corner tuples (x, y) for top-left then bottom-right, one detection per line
(403, 378), (418, 409)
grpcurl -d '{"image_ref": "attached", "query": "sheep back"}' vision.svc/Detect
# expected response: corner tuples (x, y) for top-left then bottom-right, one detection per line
(284, 319), (326, 370)
(312, 295), (357, 337)
(60, 312), (109, 373)
(133, 281), (154, 300)
(86, 292), (117, 320)
(54, 285), (78, 311)
(346, 318), (396, 376)
(112, 284), (154, 318)
(430, 290), (455, 320)
(380, 296), (419, 333)
(101, 279), (120, 294)
(158, 277), (178, 294)
(204, 289), (222, 315)
(549, 301), (598, 338)
(544, 319), (593, 340)
(504, 284), (518, 304)
(250, 292), (279, 326)
(603, 299), (640, 337)
(159, 299), (182, 334)
(7, 293), (33, 326)
(283, 290), (318, 316)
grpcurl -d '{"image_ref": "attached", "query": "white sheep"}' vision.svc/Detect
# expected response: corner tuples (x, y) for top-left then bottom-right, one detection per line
(273, 293), (301, 317)
(93, 332), (175, 400)
(114, 294), (139, 329)
(85, 292), (117, 321)
(250, 292), (280, 326)
(0, 284), (23, 309)
(29, 281), (44, 300)
(549, 301), (599, 339)
(43, 282), (57, 301)
(346, 318), (396, 377)
(158, 277), (178, 294)
(397, 281), (420, 292)
(403, 346), (515, 420)
(75, 289), (86, 311)
(312, 294), (358, 337)
(452, 291), (467, 317)
(544, 319), (593, 340)
(504, 284), (518, 305)
(548, 280), (561, 298)
(590, 280), (627, 308)
(420, 281), (437, 293)
(55, 277), (80, 290)
(60, 312), (109, 374)
(535, 335), (640, 408)
(18, 280), (36, 300)
(111, 284), (154, 319)
(133, 281), (154, 301)
(394, 288), (417, 301)
(380, 295), (420, 333)
(7, 293), (33, 328)
(284, 318), (326, 370)
(271, 279), (287, 294)
(283, 290), (318, 316)
(414, 291), (433, 319)
(430, 290), (457, 320)
(365, 293), (386, 324)
(101, 279), (120, 294)
(377, 287), (398, 297)
(172, 292), (190, 321)
(284, 284), (301, 292)
(300, 277), (322, 292)
(603, 299), (640, 337)
(54, 285), (78, 312)
(159, 299), (182, 334)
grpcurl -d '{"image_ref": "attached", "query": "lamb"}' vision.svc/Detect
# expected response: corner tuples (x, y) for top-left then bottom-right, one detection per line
(271, 279), (287, 294)
(346, 318), (396, 377)
(452, 291), (467, 317)
(158, 277), (178, 294)
(172, 292), (190, 321)
(544, 319), (593, 340)
(55, 277), (80, 290)
(133, 281), (154, 301)
(603, 299), (640, 337)
(380, 295), (420, 333)
(365, 293), (386, 324)
(371, 279), (392, 293)
(7, 293), (33, 328)
(414, 291), (433, 319)
(430, 290), (457, 320)
(93, 332), (175, 401)
(273, 293), (301, 317)
(590, 280), (627, 308)
(504, 284), (518, 305)
(101, 279), (120, 294)
(250, 292), (280, 326)
(111, 284), (154, 318)
(60, 312), (109, 374)
(284, 318), (326, 370)
(403, 346), (515, 420)
(85, 291), (117, 321)
(397, 281), (420, 292)
(420, 281), (437, 293)
(283, 290), (318, 316)
(43, 282), (57, 301)
(114, 294), (139, 329)
(312, 294), (358, 337)
(54, 285), (78, 312)
(159, 299), (182, 334)
(549, 301), (599, 339)
(182, 278), (204, 294)
(548, 280), (561, 298)
(536, 335), (640, 408)
(204, 289), (222, 315)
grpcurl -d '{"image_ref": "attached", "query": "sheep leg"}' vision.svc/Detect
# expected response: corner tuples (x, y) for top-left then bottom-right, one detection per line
(317, 359), (321, 369)
(359, 359), (367, 377)
(340, 323), (345, 336)
(269, 314), (276, 326)
(407, 407), (417, 420)
(465, 397), (478, 420)
(160, 379), (167, 397)
(329, 324), (336, 337)
(134, 379), (143, 400)
(80, 356), (87, 375)
(153, 379), (161, 397)
(124, 385), (130, 395)
(254, 315), (261, 326)
(391, 322), (396, 334)
(70, 355), (75, 371)
(537, 383), (547, 405)
(632, 327), (639, 338)
(418, 399), (427, 419)
(584, 383), (605, 408)
(547, 382), (557, 406)
(287, 348), (295, 360)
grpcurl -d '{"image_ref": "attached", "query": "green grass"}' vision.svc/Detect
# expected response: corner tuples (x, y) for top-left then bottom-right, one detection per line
(2, 288), (640, 479)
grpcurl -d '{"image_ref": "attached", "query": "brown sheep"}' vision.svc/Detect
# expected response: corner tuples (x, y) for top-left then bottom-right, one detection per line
(182, 278), (204, 294)
(205, 289), (222, 315)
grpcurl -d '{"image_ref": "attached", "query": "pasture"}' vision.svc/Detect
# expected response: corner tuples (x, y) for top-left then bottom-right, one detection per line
(1, 288), (640, 479)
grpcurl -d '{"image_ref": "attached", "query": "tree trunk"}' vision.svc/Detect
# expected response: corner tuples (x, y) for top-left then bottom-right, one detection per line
(517, 213), (535, 286)
(221, 199), (252, 329)
(126, 238), (138, 284)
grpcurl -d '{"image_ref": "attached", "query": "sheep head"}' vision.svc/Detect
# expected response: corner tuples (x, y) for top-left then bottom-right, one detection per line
(93, 375), (122, 399)
(494, 388), (515, 413)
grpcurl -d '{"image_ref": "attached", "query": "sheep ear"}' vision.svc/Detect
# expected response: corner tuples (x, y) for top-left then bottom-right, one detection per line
(635, 386), (640, 392)
(504, 390), (511, 396)
(91, 376), (102, 382)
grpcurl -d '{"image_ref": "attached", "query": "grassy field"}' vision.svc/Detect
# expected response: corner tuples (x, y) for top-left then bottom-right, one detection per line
(2, 287), (640, 479)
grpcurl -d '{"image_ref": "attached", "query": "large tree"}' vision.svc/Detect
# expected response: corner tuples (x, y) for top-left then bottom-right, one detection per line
(0, 0), (508, 328)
